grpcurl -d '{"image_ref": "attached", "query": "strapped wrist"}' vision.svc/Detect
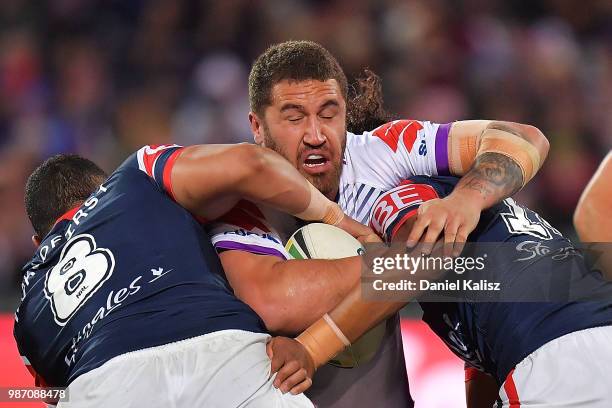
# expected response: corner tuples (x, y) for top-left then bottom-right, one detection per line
(296, 313), (350, 369)
(294, 182), (344, 225)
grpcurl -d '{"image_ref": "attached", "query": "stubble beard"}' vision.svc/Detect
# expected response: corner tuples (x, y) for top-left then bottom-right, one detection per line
(262, 121), (345, 200)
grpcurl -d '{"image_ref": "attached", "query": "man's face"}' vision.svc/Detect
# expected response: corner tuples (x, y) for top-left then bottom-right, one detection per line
(250, 79), (347, 199)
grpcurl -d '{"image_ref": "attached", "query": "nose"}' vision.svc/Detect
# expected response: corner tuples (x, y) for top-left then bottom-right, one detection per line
(303, 116), (326, 147)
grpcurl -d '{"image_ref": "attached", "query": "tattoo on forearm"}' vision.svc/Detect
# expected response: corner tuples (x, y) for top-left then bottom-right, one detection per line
(457, 152), (523, 199)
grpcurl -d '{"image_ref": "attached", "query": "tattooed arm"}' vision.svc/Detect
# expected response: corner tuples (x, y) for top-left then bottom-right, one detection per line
(452, 121), (549, 207)
(407, 120), (549, 255)
(454, 152), (523, 202)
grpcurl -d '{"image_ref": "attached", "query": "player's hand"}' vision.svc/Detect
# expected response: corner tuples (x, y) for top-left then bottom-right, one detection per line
(336, 215), (382, 244)
(406, 194), (481, 257)
(267, 337), (315, 395)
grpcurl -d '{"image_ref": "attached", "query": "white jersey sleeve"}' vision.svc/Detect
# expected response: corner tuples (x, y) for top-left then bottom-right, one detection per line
(347, 120), (451, 188)
(206, 200), (298, 260)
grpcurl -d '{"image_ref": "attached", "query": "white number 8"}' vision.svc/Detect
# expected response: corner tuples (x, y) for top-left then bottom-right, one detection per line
(44, 234), (115, 326)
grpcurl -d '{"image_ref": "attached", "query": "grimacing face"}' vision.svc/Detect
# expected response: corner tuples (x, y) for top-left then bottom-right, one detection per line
(249, 79), (347, 199)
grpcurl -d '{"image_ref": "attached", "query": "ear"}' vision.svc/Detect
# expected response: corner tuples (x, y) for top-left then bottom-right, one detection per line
(249, 112), (265, 146)
(32, 234), (41, 247)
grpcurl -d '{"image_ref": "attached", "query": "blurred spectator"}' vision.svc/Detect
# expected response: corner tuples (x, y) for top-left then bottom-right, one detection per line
(0, 0), (610, 306)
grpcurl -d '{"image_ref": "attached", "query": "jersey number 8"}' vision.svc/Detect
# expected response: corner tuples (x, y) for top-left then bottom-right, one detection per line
(44, 234), (115, 326)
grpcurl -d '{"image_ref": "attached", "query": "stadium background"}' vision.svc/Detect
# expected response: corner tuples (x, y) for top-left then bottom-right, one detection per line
(0, 1), (609, 407)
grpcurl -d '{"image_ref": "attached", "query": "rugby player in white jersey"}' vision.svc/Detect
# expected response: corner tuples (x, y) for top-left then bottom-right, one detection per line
(208, 40), (549, 407)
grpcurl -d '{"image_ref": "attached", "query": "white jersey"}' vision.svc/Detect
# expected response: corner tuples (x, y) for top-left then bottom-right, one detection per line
(338, 120), (448, 224)
(209, 119), (450, 256)
(207, 119), (452, 408)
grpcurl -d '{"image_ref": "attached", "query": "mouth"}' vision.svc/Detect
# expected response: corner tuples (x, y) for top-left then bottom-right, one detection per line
(301, 151), (332, 175)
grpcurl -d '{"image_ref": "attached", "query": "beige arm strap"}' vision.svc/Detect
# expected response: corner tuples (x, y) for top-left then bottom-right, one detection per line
(294, 182), (344, 225)
(296, 313), (350, 369)
(448, 124), (541, 187)
(477, 128), (540, 186)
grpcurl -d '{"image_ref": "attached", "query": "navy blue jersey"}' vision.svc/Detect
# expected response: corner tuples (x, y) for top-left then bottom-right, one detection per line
(14, 145), (265, 387)
(370, 175), (612, 384)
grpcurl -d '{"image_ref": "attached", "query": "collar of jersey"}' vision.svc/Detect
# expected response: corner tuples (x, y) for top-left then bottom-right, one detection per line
(51, 205), (81, 230)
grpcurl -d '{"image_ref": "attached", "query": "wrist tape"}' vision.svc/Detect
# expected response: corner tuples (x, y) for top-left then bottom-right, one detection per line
(296, 313), (350, 369)
(294, 182), (344, 225)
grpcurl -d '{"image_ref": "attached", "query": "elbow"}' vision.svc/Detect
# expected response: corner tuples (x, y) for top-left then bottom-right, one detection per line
(257, 303), (296, 335)
(527, 125), (550, 164)
(506, 124), (550, 167)
(239, 288), (297, 335)
(517, 124), (550, 164)
(259, 301), (314, 335)
(489, 121), (550, 164)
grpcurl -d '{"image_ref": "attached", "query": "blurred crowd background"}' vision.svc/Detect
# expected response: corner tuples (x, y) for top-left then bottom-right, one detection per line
(0, 0), (610, 307)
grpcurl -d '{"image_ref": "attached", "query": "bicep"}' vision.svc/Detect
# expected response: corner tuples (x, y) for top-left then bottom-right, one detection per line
(218, 250), (281, 302)
(446, 120), (490, 176)
(447, 120), (549, 177)
(170, 144), (257, 218)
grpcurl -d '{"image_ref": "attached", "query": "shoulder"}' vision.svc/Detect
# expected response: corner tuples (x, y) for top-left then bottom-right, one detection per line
(347, 120), (443, 151)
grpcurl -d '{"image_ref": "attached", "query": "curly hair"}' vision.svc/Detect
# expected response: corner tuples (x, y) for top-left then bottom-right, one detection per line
(249, 41), (393, 133)
(346, 69), (394, 134)
(248, 40), (348, 115)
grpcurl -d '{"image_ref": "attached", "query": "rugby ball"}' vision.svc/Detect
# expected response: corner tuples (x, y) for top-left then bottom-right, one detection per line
(285, 223), (386, 368)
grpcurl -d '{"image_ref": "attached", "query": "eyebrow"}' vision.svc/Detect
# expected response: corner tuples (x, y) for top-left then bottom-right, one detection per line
(280, 103), (305, 113)
(279, 99), (340, 113)
(319, 100), (340, 111)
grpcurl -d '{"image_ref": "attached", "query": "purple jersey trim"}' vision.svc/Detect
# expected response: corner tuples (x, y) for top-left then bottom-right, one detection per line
(435, 123), (451, 175)
(214, 240), (287, 259)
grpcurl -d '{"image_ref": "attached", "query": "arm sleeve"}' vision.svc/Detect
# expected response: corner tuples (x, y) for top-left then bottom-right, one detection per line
(352, 120), (452, 187)
(132, 144), (184, 200)
(207, 200), (289, 260)
(368, 180), (440, 243)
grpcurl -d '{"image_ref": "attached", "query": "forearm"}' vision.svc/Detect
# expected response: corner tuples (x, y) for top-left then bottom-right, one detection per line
(328, 283), (406, 342)
(329, 222), (419, 339)
(296, 218), (444, 369)
(245, 256), (363, 335)
(448, 121), (549, 209)
(452, 152), (524, 210)
(295, 273), (407, 369)
(172, 144), (340, 222)
(236, 146), (322, 217)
